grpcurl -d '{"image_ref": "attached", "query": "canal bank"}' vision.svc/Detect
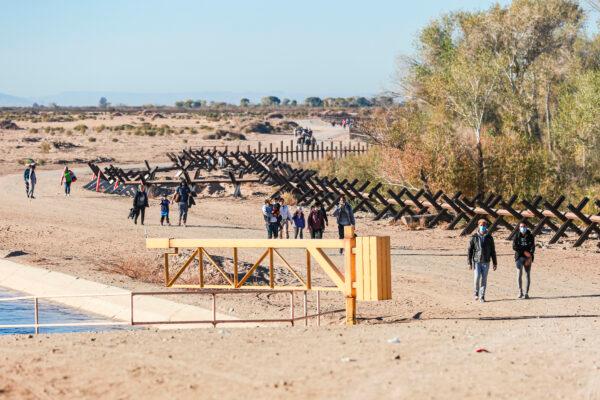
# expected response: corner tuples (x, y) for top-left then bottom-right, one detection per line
(0, 259), (239, 330)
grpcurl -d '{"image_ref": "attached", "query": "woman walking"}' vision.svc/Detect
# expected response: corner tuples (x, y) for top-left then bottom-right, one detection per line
(60, 166), (76, 197)
(132, 184), (149, 225)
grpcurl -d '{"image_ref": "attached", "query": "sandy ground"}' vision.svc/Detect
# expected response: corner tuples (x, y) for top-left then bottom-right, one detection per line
(0, 117), (600, 399)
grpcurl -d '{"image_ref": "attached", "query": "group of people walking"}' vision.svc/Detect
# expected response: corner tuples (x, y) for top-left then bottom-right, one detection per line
(23, 163), (76, 199)
(468, 219), (536, 302)
(130, 181), (193, 226)
(262, 195), (356, 253)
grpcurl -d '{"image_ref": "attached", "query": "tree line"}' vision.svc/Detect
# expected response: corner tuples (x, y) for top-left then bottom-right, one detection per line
(363, 0), (600, 199)
(173, 95), (394, 109)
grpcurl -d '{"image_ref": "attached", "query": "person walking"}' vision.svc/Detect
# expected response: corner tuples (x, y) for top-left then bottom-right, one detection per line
(160, 195), (171, 226)
(307, 204), (325, 239)
(278, 197), (292, 239)
(318, 202), (329, 232)
(292, 207), (306, 239)
(24, 163), (37, 199)
(175, 181), (191, 227)
(132, 184), (149, 225)
(60, 166), (76, 197)
(467, 219), (498, 303)
(333, 196), (355, 254)
(513, 222), (535, 299)
(262, 199), (280, 239)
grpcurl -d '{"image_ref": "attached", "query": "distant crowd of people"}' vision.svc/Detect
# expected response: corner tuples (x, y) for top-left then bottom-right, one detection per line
(330, 118), (354, 130)
(294, 127), (317, 146)
(262, 195), (355, 254)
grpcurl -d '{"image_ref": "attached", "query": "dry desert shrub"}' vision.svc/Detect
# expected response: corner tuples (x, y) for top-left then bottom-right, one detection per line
(280, 191), (297, 206)
(39, 142), (51, 153)
(105, 256), (163, 284)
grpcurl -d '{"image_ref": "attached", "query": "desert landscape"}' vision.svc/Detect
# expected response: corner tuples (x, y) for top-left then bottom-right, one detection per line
(2, 0), (600, 399)
(0, 109), (599, 399)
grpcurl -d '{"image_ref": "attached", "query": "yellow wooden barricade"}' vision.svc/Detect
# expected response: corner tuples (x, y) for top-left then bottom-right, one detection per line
(146, 227), (392, 325)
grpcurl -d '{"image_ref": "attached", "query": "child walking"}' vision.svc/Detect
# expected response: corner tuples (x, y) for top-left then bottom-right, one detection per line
(292, 207), (306, 239)
(160, 196), (171, 226)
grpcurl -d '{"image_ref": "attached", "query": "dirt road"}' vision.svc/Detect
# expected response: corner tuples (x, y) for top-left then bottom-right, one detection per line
(0, 162), (600, 398)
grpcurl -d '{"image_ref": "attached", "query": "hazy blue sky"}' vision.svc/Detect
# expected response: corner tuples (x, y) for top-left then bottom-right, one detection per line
(1, 0), (596, 98)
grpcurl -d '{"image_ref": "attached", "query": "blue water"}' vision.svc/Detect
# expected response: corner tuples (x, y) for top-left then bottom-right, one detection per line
(0, 287), (129, 335)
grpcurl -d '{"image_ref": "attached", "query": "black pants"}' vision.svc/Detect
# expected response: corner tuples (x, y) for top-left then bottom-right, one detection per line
(134, 207), (145, 225)
(310, 229), (323, 239)
(338, 224), (348, 239)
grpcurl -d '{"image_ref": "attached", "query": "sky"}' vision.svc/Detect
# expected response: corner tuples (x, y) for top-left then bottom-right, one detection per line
(0, 0), (596, 100)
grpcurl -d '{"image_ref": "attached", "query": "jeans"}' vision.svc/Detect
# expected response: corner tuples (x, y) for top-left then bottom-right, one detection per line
(268, 222), (279, 239)
(161, 212), (170, 225)
(27, 182), (35, 198)
(516, 257), (531, 295)
(294, 227), (304, 239)
(64, 182), (71, 195)
(279, 220), (290, 239)
(178, 202), (188, 224)
(134, 207), (145, 225)
(473, 262), (490, 298)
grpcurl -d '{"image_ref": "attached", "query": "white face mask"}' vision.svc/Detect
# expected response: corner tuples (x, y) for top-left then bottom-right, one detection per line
(519, 227), (527, 234)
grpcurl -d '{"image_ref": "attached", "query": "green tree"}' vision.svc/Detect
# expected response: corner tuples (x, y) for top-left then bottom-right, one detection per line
(98, 97), (109, 108)
(261, 96), (281, 106)
(240, 98), (250, 107)
(304, 97), (323, 107)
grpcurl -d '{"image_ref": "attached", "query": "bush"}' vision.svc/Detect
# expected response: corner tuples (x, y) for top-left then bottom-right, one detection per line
(39, 142), (51, 153)
(88, 137), (97, 142)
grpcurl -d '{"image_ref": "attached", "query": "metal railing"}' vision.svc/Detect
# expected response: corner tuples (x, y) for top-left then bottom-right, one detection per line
(0, 289), (342, 334)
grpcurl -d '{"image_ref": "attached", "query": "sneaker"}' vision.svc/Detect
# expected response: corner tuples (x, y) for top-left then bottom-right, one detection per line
(474, 293), (479, 301)
(518, 293), (524, 299)
(524, 294), (529, 299)
(479, 297), (485, 303)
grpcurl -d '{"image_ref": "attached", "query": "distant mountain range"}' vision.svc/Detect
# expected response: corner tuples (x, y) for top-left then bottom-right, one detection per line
(0, 90), (375, 107)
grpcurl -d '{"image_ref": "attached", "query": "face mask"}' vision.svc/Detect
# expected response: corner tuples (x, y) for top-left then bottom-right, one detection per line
(519, 227), (527, 234)
(479, 226), (488, 234)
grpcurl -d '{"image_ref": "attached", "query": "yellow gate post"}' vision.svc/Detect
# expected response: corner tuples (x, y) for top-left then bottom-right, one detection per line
(344, 226), (357, 326)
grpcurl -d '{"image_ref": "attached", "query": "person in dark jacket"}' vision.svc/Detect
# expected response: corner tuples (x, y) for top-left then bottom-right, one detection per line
(292, 207), (306, 239)
(333, 196), (355, 254)
(467, 219), (498, 302)
(318, 202), (329, 232)
(512, 222), (535, 299)
(307, 204), (325, 239)
(175, 181), (191, 226)
(132, 184), (149, 225)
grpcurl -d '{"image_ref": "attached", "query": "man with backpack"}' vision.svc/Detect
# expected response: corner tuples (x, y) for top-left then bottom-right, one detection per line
(23, 163), (37, 199)
(513, 221), (535, 299)
(132, 184), (149, 225)
(467, 219), (498, 303)
(174, 181), (192, 227)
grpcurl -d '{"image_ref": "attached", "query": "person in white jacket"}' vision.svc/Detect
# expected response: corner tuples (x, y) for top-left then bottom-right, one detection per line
(278, 197), (293, 239)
